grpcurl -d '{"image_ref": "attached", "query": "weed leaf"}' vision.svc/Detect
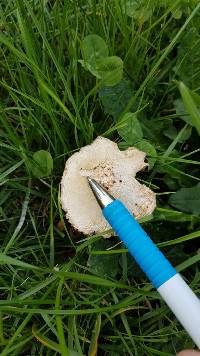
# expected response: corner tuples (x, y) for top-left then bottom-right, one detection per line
(81, 34), (108, 65)
(80, 35), (123, 86)
(169, 183), (200, 215)
(31, 150), (53, 178)
(118, 112), (143, 144)
(99, 80), (135, 120)
(96, 56), (123, 86)
(134, 140), (157, 169)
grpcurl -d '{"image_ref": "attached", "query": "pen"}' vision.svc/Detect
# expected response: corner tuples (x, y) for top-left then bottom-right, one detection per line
(88, 178), (200, 348)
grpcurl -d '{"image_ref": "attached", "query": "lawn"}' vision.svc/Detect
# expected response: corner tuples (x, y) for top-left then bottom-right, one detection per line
(0, 0), (200, 355)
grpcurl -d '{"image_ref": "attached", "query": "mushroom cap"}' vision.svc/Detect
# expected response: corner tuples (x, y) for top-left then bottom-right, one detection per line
(61, 137), (156, 235)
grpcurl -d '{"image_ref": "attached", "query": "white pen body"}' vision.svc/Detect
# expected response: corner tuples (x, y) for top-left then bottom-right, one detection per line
(158, 273), (200, 348)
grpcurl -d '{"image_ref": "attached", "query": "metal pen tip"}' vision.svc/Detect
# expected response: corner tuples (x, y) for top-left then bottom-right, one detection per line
(87, 178), (114, 209)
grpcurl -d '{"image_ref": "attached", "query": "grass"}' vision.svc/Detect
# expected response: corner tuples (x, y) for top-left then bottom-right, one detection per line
(0, 0), (200, 355)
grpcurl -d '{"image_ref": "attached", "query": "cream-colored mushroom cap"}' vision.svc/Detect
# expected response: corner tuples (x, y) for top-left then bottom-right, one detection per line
(61, 137), (156, 236)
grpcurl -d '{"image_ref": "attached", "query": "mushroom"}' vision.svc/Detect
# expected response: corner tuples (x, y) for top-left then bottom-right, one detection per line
(61, 137), (156, 236)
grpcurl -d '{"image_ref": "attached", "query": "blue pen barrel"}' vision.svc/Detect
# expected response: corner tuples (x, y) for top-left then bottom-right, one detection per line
(103, 199), (200, 348)
(103, 200), (177, 289)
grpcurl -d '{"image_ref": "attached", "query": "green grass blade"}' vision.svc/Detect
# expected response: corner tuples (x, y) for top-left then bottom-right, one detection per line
(0, 160), (24, 183)
(0, 253), (41, 270)
(177, 81), (200, 135)
(3, 181), (31, 253)
(55, 278), (69, 356)
(88, 313), (101, 356)
(122, 2), (200, 114)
